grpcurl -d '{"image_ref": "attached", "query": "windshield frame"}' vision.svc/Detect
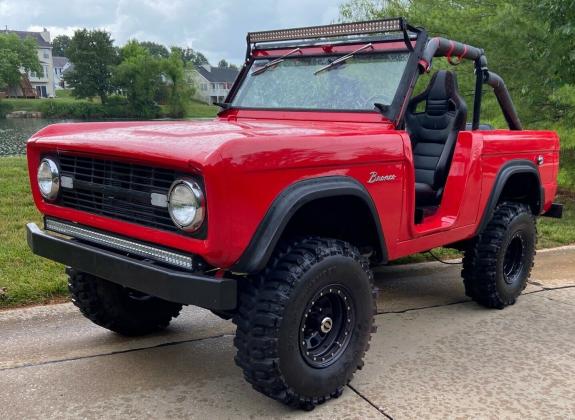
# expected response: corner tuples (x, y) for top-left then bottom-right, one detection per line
(224, 32), (428, 124)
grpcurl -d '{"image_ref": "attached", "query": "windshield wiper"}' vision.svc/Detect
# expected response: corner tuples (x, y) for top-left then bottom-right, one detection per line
(251, 48), (301, 76)
(314, 43), (373, 75)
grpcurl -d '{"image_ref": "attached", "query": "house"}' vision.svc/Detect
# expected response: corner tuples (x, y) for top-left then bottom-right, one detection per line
(189, 65), (239, 104)
(2, 28), (55, 98)
(53, 56), (72, 90)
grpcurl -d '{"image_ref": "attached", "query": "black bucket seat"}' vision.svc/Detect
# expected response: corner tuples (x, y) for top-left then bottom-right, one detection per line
(405, 70), (468, 206)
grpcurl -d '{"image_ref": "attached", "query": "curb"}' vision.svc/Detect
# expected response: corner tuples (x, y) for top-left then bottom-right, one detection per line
(375, 244), (575, 274)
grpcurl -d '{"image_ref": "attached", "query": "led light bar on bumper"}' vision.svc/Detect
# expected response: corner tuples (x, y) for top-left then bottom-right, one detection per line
(45, 219), (194, 270)
(27, 222), (236, 309)
(248, 18), (404, 44)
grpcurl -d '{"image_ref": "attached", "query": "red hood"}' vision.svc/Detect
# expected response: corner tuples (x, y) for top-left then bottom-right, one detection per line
(28, 115), (394, 169)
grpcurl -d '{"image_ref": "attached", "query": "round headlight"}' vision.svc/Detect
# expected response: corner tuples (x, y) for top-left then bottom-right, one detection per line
(168, 180), (205, 232)
(37, 158), (60, 201)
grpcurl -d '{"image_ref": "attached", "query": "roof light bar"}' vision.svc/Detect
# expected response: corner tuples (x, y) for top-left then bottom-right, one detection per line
(248, 18), (404, 44)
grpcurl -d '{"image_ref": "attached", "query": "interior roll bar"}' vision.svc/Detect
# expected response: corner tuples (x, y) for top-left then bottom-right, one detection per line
(420, 37), (522, 130)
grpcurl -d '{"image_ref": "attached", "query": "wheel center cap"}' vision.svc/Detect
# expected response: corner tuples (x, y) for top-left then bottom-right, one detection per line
(320, 317), (333, 333)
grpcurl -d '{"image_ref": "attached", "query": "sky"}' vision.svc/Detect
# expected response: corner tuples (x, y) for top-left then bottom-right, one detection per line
(0, 0), (342, 64)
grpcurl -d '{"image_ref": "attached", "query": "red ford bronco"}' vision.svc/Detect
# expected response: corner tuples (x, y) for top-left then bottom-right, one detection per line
(27, 18), (561, 410)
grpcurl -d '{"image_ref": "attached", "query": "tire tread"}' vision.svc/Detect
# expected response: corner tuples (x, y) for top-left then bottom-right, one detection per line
(68, 269), (182, 336)
(462, 202), (536, 309)
(232, 237), (376, 410)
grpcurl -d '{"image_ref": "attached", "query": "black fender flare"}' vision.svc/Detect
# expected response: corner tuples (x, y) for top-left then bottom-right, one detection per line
(231, 176), (388, 274)
(475, 159), (543, 235)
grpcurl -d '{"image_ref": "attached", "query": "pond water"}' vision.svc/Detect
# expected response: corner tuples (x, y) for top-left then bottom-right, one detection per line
(0, 118), (73, 156)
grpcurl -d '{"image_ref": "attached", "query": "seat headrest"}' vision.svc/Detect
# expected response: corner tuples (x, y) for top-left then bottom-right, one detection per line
(422, 70), (459, 116)
(427, 70), (459, 100)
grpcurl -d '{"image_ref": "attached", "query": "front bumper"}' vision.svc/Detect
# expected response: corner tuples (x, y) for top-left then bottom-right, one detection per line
(26, 223), (237, 310)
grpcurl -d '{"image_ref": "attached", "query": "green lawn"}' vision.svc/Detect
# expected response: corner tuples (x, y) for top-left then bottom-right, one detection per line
(1, 155), (574, 309)
(0, 157), (67, 309)
(164, 100), (219, 118)
(55, 89), (75, 99)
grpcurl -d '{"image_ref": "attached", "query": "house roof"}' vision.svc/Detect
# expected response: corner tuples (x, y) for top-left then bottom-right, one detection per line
(1, 30), (51, 48)
(195, 65), (239, 83)
(53, 56), (69, 68)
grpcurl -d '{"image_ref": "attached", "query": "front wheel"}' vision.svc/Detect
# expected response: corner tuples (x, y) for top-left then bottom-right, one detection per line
(68, 269), (183, 336)
(233, 237), (376, 410)
(462, 202), (536, 309)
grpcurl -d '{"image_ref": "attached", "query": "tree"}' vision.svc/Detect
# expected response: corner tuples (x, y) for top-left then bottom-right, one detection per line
(193, 51), (209, 66)
(140, 41), (170, 59)
(218, 59), (229, 68)
(180, 48), (209, 66)
(114, 40), (162, 117)
(52, 35), (71, 56)
(64, 29), (118, 104)
(163, 49), (194, 117)
(0, 33), (41, 90)
(338, 0), (574, 127)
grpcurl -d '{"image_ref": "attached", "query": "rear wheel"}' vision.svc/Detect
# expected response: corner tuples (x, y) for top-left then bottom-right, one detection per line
(68, 269), (183, 336)
(233, 237), (376, 410)
(462, 202), (536, 309)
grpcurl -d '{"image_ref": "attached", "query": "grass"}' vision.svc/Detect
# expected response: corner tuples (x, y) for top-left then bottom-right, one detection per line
(184, 100), (218, 118)
(3, 90), (95, 111)
(3, 96), (92, 112)
(158, 99), (219, 119)
(0, 156), (67, 309)
(55, 89), (75, 99)
(538, 189), (575, 247)
(1, 155), (574, 309)
(4, 96), (218, 119)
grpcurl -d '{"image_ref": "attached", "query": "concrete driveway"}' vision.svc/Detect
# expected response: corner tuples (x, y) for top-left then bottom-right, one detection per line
(1, 247), (574, 419)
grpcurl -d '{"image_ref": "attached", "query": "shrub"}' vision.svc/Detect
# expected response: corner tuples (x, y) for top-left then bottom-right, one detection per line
(37, 100), (105, 119)
(0, 101), (14, 118)
(36, 97), (166, 120)
(70, 102), (105, 119)
(102, 95), (132, 118)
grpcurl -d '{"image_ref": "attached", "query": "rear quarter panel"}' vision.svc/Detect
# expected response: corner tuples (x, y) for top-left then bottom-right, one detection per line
(480, 130), (560, 213)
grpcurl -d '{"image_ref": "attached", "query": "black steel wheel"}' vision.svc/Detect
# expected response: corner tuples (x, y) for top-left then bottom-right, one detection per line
(233, 237), (376, 410)
(299, 285), (355, 368)
(462, 202), (536, 309)
(503, 234), (525, 286)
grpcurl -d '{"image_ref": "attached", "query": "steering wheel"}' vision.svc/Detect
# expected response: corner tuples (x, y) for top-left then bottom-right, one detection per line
(365, 93), (394, 109)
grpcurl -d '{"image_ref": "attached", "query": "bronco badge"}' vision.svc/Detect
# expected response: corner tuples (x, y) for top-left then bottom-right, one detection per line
(368, 171), (397, 183)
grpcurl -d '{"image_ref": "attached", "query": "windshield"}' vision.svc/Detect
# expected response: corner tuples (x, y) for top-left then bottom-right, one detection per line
(231, 51), (410, 111)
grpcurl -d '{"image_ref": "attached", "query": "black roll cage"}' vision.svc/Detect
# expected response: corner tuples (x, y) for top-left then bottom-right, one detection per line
(420, 37), (522, 130)
(224, 18), (522, 131)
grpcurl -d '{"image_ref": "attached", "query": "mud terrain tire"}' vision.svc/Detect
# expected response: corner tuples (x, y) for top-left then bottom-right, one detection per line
(462, 202), (536, 309)
(233, 237), (376, 410)
(68, 269), (183, 336)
